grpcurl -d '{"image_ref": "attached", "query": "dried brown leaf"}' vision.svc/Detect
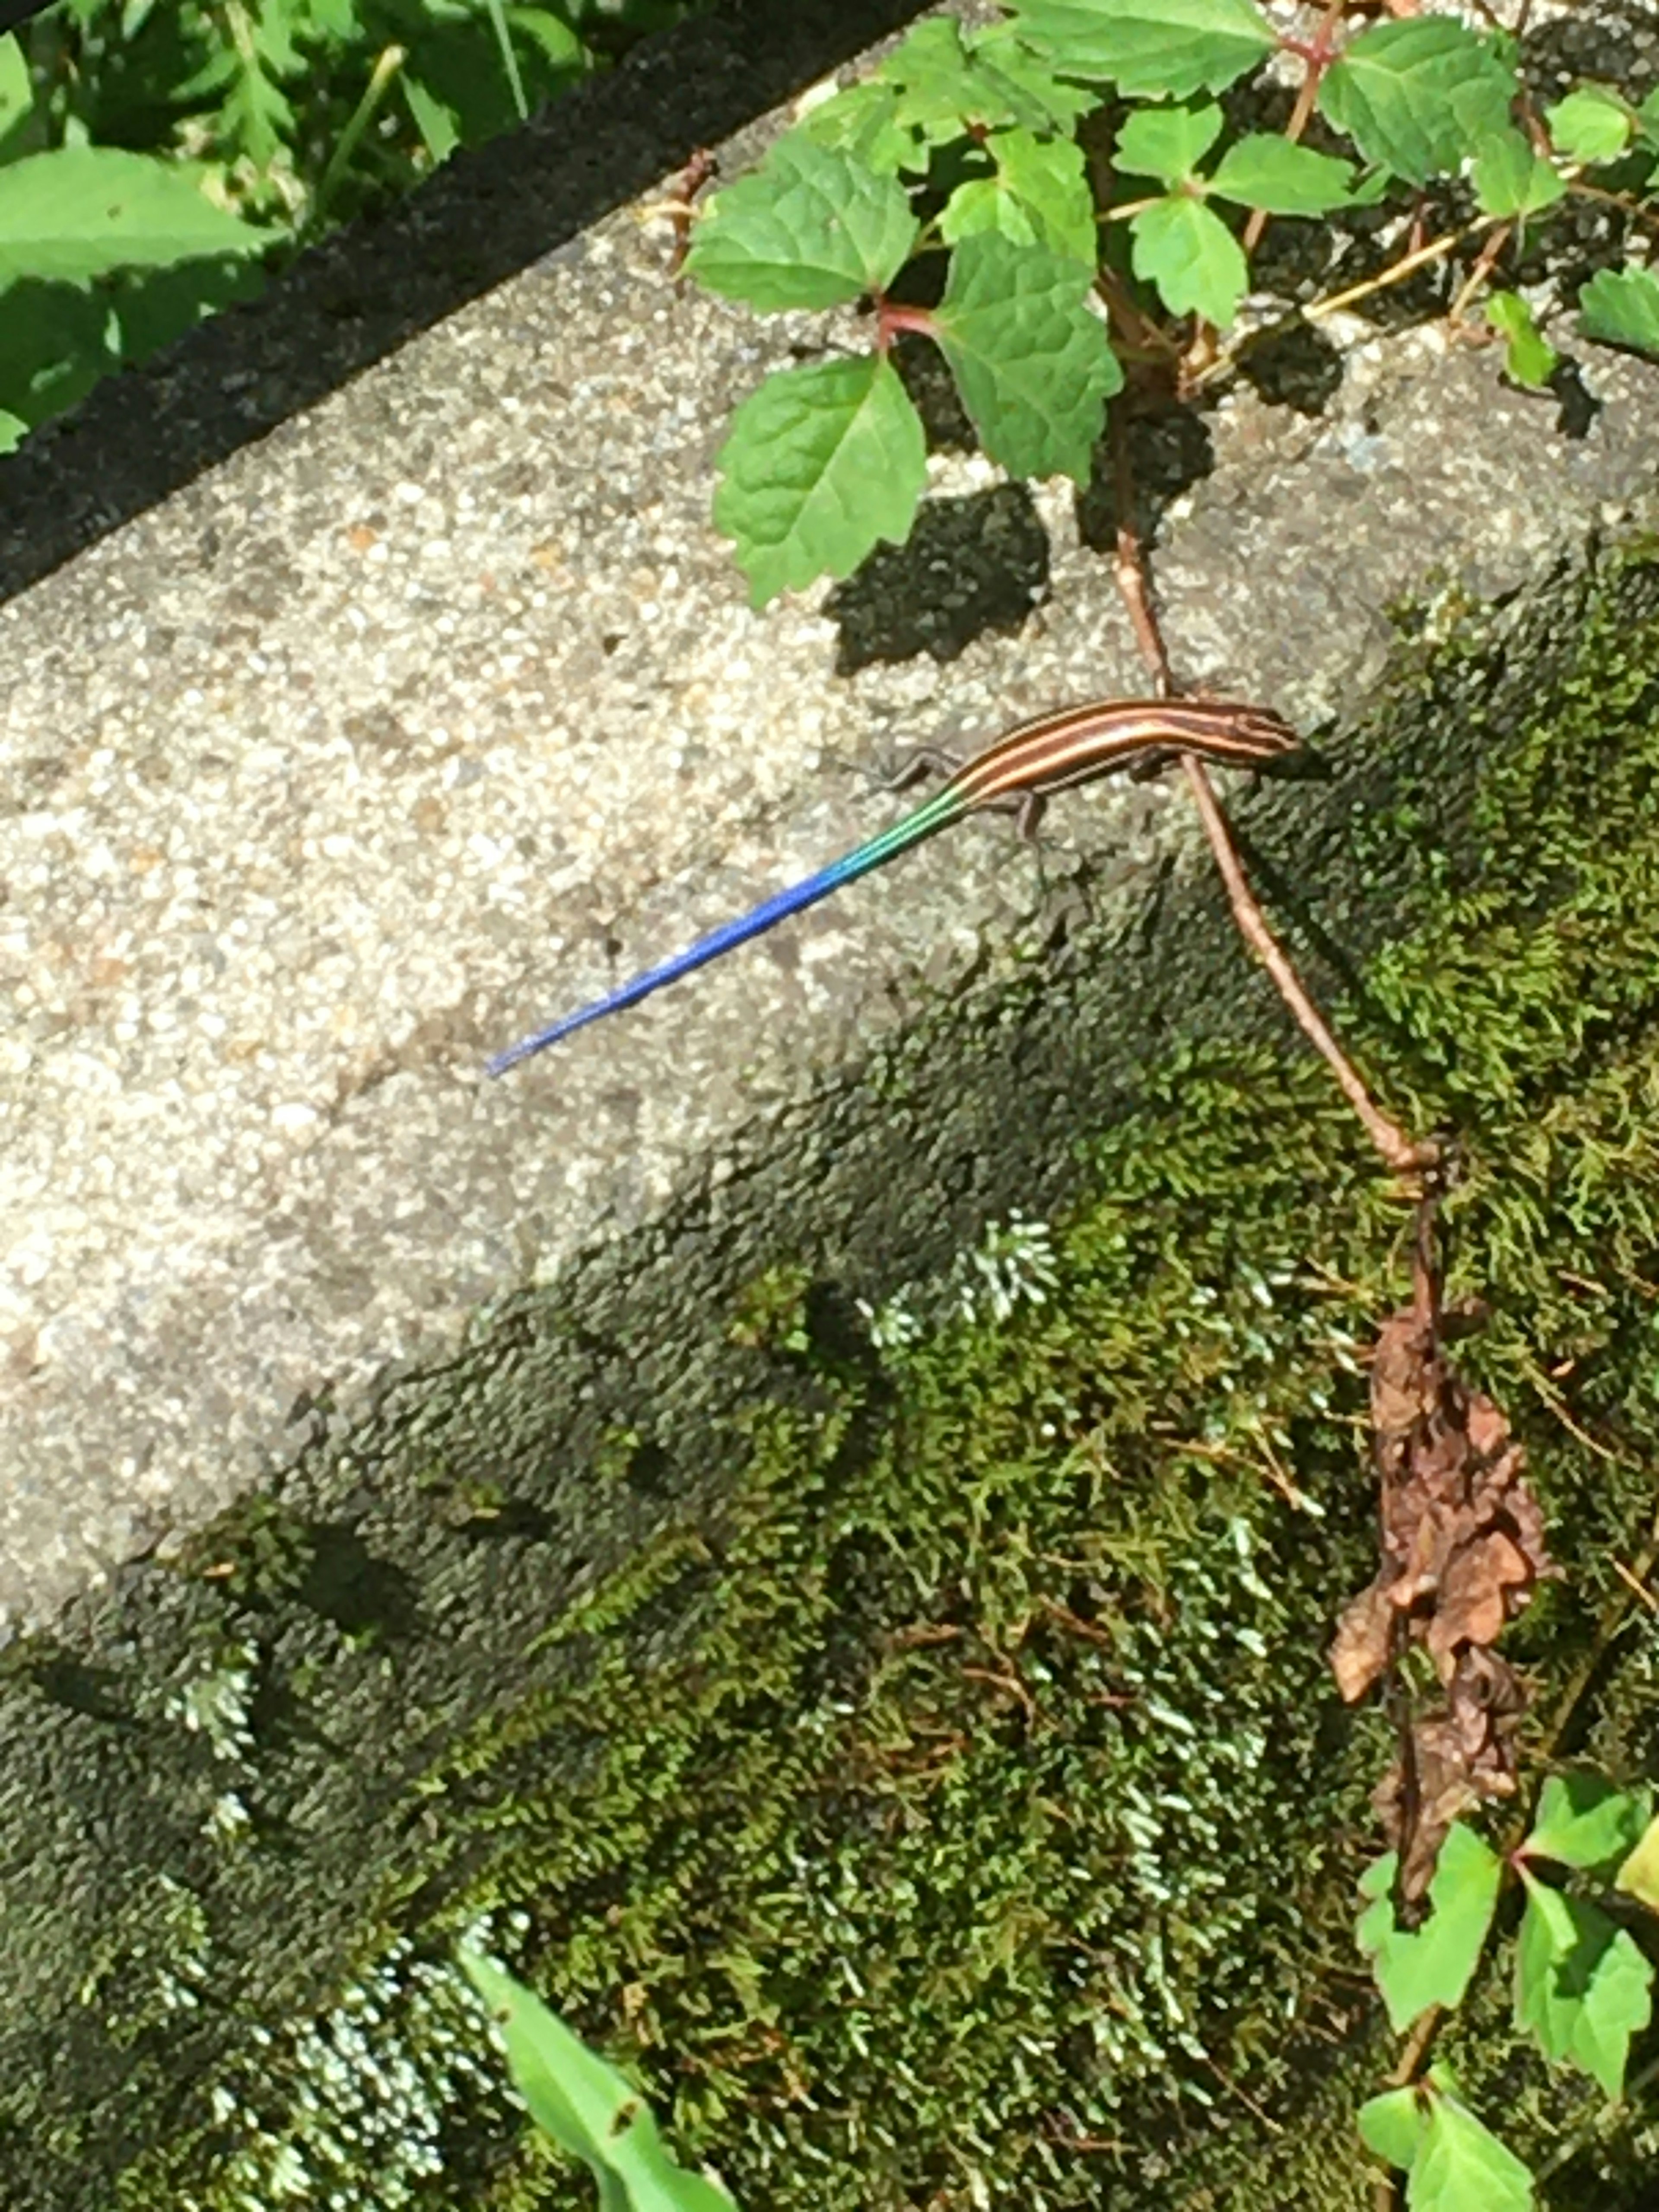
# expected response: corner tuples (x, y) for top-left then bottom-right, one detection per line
(1332, 1582), (1394, 1703)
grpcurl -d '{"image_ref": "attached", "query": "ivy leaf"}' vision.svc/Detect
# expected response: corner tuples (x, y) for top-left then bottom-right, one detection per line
(711, 354), (928, 606)
(1129, 195), (1247, 327)
(458, 1950), (735, 2210)
(1358, 2085), (1427, 2172)
(1523, 1774), (1652, 1877)
(1515, 1871), (1653, 2097)
(1578, 265), (1659, 358)
(0, 274), (119, 437)
(1005, 0), (1275, 101)
(878, 16), (1050, 143)
(1357, 1826), (1503, 2034)
(1470, 128), (1565, 219)
(0, 30), (34, 167)
(933, 228), (1121, 481)
(794, 81), (923, 178)
(970, 22), (1098, 131)
(1547, 86), (1633, 165)
(941, 128), (1097, 268)
(1207, 133), (1354, 213)
(684, 138), (918, 312)
(0, 147), (270, 285)
(1115, 100), (1224, 186)
(1412, 2095), (1535, 2212)
(1319, 18), (1516, 186)
(1616, 1812), (1659, 1912)
(1484, 291), (1559, 388)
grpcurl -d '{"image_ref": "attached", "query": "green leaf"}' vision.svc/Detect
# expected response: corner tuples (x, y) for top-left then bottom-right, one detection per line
(684, 138), (918, 313)
(933, 228), (1121, 482)
(1115, 101), (1224, 186)
(1470, 129), (1565, 219)
(1129, 195), (1247, 327)
(459, 1950), (734, 2212)
(0, 30), (35, 167)
(1524, 1774), (1653, 1877)
(1359, 2085), (1427, 2171)
(1616, 1812), (1659, 1912)
(941, 128), (1096, 267)
(0, 148), (270, 285)
(1547, 86), (1633, 165)
(1007, 0), (1275, 100)
(1484, 291), (1558, 388)
(1356, 1827), (1503, 2034)
(711, 354), (928, 606)
(1515, 1872), (1653, 2098)
(793, 81), (920, 178)
(403, 73), (462, 165)
(1411, 2096), (1534, 2212)
(0, 406), (25, 454)
(1206, 133), (1353, 213)
(1319, 18), (1516, 186)
(1578, 265), (1659, 358)
(0, 275), (117, 435)
(969, 22), (1098, 131)
(877, 16), (1052, 143)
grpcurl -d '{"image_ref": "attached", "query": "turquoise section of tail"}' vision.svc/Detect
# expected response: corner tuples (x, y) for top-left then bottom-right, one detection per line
(487, 784), (962, 1074)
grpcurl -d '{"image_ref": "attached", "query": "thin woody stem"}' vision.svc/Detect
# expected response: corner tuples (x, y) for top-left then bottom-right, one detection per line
(1109, 418), (1174, 692)
(1179, 759), (1438, 1175)
(1243, 0), (1346, 257)
(1104, 414), (1437, 1180)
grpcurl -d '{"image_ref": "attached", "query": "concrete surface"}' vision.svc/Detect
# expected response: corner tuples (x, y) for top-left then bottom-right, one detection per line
(3, 0), (1658, 1635)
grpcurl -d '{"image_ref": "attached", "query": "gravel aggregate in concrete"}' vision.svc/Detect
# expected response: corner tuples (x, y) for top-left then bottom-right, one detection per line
(2, 2), (1658, 1633)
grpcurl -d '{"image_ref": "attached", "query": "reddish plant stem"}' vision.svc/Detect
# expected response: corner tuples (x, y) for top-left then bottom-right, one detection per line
(875, 299), (938, 351)
(663, 147), (717, 279)
(1106, 411), (1437, 1181)
(1249, 0), (1349, 256)
(1179, 760), (1438, 1174)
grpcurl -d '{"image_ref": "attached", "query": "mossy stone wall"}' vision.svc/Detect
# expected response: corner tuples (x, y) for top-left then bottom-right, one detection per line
(4, 547), (1659, 2209)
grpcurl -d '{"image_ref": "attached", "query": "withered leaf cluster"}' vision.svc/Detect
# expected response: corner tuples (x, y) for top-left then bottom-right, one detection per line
(1331, 1304), (1555, 1898)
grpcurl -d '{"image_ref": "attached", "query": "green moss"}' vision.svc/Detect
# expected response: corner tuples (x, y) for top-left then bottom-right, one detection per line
(11, 549), (1659, 2212)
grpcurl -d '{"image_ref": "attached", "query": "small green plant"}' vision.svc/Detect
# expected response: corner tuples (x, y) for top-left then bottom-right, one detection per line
(0, 0), (697, 451)
(459, 1947), (738, 2210)
(677, 3), (1659, 603)
(1354, 1778), (1659, 2206)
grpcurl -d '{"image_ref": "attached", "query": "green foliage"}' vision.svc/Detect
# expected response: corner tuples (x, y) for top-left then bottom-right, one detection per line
(1524, 1774), (1652, 1878)
(0, 0), (693, 449)
(1513, 1874), (1651, 2099)
(1615, 1815), (1659, 1913)
(1578, 265), (1659, 358)
(683, 139), (918, 313)
(1361, 2073), (1535, 2212)
(1005, 0), (1275, 102)
(1413, 2085), (1535, 2212)
(1357, 1826), (1503, 2035)
(1484, 290), (1559, 389)
(1470, 129), (1566, 222)
(680, 4), (1659, 600)
(709, 355), (927, 607)
(930, 229), (1120, 480)
(459, 1951), (736, 2210)
(0, 144), (269, 279)
(1317, 17), (1514, 188)
(1545, 87), (1634, 168)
